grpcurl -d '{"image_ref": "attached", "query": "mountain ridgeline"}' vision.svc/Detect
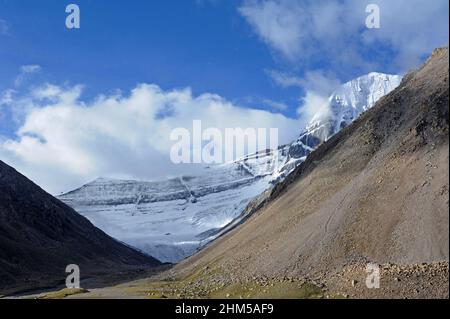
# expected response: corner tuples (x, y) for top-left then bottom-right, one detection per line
(58, 72), (402, 263)
(1, 47), (447, 299)
(168, 47), (449, 298)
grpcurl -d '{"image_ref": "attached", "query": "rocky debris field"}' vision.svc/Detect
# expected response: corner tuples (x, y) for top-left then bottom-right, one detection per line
(325, 262), (449, 299)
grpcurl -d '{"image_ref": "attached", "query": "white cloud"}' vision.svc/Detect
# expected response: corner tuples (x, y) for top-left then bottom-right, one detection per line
(361, 0), (449, 69)
(262, 98), (288, 111)
(14, 64), (42, 87)
(239, 0), (449, 71)
(267, 69), (341, 123)
(0, 83), (302, 194)
(195, 0), (221, 6)
(20, 65), (41, 74)
(299, 71), (341, 96)
(296, 71), (341, 128)
(239, 0), (307, 60)
(0, 89), (15, 106)
(242, 0), (447, 131)
(0, 19), (9, 35)
(297, 91), (331, 127)
(266, 69), (303, 88)
(267, 69), (340, 95)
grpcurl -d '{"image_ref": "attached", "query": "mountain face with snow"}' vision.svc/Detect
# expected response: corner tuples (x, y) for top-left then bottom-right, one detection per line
(58, 72), (402, 263)
(58, 158), (278, 263)
(276, 72), (403, 178)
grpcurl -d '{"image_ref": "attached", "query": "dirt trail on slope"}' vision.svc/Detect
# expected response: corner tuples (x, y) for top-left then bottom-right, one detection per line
(163, 48), (449, 298)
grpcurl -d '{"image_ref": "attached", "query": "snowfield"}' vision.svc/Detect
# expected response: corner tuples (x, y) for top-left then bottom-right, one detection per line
(59, 72), (402, 263)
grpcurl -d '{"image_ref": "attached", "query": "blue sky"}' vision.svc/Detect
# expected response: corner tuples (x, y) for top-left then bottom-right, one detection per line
(2, 1), (446, 124)
(0, 0), (448, 193)
(0, 0), (302, 121)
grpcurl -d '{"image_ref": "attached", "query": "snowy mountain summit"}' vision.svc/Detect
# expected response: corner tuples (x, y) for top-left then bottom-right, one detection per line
(279, 72), (402, 176)
(59, 72), (402, 263)
(309, 72), (403, 139)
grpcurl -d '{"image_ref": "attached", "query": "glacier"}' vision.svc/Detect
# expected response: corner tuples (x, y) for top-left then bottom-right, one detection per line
(58, 72), (402, 263)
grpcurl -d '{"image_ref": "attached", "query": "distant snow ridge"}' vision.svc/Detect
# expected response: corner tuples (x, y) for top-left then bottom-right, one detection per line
(58, 72), (402, 263)
(59, 161), (274, 263)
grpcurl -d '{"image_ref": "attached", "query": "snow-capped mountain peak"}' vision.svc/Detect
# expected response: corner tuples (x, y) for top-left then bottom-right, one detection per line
(285, 73), (402, 171)
(308, 72), (402, 132)
(58, 72), (402, 263)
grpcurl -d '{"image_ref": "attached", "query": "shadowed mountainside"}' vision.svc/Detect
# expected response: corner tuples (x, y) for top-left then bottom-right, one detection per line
(0, 160), (162, 295)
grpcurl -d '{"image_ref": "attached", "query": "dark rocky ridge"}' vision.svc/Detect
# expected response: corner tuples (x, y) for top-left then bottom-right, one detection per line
(0, 160), (161, 295)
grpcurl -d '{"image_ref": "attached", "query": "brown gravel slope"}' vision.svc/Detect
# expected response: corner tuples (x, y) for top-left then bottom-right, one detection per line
(171, 48), (449, 295)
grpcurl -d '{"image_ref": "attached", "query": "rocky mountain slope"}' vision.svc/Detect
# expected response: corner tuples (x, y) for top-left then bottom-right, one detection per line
(165, 47), (449, 298)
(0, 160), (161, 295)
(58, 73), (401, 263)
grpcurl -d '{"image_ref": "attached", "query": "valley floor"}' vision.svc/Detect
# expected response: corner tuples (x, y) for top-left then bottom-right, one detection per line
(11, 261), (448, 299)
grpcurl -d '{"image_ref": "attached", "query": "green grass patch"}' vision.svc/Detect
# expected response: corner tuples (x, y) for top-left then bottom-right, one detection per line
(39, 288), (89, 299)
(209, 281), (323, 299)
